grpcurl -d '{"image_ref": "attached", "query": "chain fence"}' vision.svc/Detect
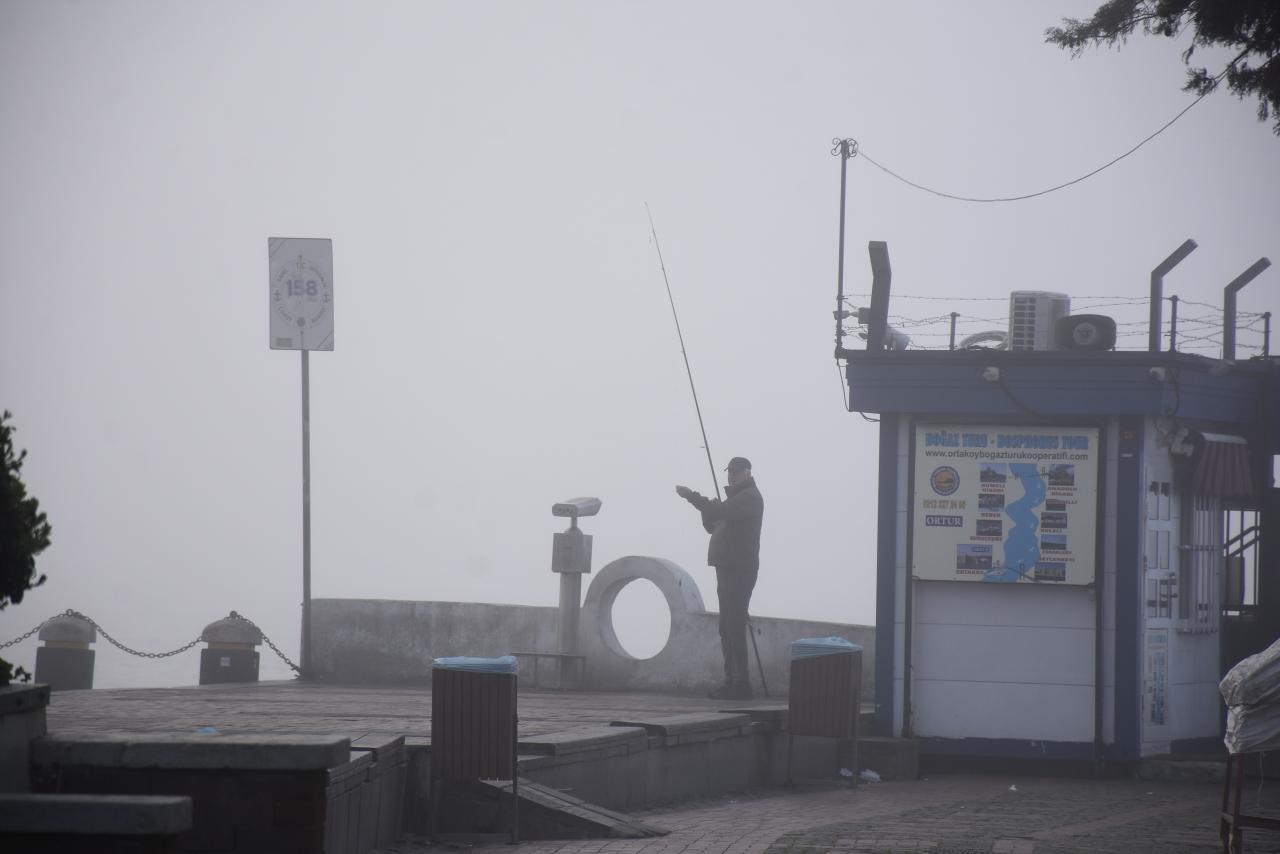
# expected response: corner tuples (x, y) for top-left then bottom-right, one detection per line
(0, 609), (300, 673)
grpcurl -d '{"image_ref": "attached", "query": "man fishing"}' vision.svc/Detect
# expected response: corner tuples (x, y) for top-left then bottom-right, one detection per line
(676, 456), (764, 700)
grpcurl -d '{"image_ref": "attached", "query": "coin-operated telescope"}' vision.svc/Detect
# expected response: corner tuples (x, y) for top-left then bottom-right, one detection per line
(551, 497), (601, 657)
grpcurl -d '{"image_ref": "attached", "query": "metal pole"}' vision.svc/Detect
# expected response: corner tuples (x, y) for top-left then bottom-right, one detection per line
(949, 312), (959, 350)
(1169, 296), (1179, 351)
(833, 138), (856, 354)
(747, 617), (768, 697)
(1265, 312), (1272, 357)
(1149, 240), (1197, 352)
(301, 349), (312, 679)
(1223, 258), (1271, 360)
(557, 519), (582, 657)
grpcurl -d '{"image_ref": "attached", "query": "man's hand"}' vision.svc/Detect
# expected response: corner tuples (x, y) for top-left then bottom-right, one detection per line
(675, 485), (694, 499)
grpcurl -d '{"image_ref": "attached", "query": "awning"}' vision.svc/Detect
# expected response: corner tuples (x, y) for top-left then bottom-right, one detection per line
(1188, 432), (1255, 503)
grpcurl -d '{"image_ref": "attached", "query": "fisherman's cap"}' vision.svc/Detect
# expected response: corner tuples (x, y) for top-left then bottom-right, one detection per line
(725, 456), (752, 472)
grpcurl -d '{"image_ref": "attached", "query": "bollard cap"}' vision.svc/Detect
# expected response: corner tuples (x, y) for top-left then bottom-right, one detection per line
(200, 614), (262, 645)
(38, 614), (96, 644)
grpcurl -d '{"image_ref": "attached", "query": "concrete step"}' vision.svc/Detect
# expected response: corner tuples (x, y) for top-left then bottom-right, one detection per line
(478, 779), (669, 839)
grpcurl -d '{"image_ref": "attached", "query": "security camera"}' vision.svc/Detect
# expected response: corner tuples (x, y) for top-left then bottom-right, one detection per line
(552, 497), (602, 519)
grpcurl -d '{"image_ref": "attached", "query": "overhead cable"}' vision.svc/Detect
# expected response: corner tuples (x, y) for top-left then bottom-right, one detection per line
(854, 69), (1227, 204)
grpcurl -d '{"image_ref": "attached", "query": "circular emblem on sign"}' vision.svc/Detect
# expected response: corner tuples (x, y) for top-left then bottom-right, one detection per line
(272, 255), (332, 330)
(930, 466), (960, 496)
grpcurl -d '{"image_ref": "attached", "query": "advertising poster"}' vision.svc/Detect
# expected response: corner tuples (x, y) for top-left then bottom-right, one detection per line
(913, 424), (1099, 584)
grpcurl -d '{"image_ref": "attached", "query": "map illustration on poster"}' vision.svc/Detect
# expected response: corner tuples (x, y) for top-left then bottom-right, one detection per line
(912, 425), (1098, 585)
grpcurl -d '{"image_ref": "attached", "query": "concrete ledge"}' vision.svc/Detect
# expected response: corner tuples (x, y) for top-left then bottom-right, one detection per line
(519, 726), (648, 757)
(31, 733), (350, 770)
(0, 683), (49, 793)
(0, 793), (192, 834)
(609, 712), (751, 737)
(0, 683), (49, 716)
(328, 750), (373, 784)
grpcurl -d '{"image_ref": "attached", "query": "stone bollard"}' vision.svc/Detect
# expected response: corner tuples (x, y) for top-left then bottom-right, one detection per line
(198, 614), (262, 685)
(34, 614), (96, 691)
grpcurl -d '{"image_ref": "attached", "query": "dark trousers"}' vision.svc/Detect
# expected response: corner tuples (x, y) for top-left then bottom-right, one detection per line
(715, 561), (759, 687)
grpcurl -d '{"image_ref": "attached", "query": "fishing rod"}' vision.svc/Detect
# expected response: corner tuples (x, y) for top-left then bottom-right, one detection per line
(645, 204), (769, 697)
(645, 203), (721, 501)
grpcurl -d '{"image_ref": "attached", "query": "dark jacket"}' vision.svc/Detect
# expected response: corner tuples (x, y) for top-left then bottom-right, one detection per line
(683, 477), (763, 567)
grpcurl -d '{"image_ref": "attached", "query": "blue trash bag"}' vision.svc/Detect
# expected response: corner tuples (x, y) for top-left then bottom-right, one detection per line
(432, 654), (519, 673)
(790, 636), (862, 659)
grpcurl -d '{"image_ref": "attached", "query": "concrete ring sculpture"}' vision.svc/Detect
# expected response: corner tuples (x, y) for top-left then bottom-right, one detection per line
(581, 555), (706, 663)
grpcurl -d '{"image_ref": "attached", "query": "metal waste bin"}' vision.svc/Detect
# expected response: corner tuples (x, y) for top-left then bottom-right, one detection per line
(787, 637), (862, 784)
(429, 656), (519, 843)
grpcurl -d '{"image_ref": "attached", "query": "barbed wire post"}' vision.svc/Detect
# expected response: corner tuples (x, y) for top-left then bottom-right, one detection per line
(1223, 258), (1272, 360)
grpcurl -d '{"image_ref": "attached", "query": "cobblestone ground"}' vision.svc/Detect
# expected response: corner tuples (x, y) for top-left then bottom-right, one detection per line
(763, 776), (1280, 854)
(381, 774), (1280, 854)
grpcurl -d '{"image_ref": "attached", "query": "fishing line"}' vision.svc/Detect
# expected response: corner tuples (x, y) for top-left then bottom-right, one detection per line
(645, 203), (721, 500)
(645, 204), (770, 696)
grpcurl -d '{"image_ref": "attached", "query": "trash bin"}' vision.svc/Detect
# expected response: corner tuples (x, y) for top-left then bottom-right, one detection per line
(429, 655), (519, 843)
(787, 637), (862, 784)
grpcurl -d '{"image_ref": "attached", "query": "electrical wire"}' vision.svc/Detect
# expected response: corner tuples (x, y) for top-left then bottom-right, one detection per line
(853, 69), (1228, 204)
(835, 360), (879, 420)
(835, 360), (853, 413)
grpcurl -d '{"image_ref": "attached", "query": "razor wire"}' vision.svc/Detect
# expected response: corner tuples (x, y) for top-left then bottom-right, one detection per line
(0, 609), (300, 673)
(839, 294), (1270, 355)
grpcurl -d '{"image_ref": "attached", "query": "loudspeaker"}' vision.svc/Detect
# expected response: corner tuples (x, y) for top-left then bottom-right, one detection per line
(1055, 314), (1117, 351)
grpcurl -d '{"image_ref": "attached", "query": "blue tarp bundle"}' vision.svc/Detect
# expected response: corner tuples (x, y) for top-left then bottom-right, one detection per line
(790, 636), (862, 659)
(432, 654), (519, 673)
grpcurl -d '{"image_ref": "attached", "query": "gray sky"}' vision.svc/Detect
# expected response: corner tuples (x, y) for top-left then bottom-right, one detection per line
(2, 1), (1276, 686)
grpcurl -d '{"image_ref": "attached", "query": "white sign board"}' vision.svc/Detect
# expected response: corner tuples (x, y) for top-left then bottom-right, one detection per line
(269, 237), (334, 351)
(912, 424), (1099, 585)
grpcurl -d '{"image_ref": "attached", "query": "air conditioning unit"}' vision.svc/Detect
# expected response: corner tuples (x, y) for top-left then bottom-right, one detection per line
(1008, 291), (1070, 351)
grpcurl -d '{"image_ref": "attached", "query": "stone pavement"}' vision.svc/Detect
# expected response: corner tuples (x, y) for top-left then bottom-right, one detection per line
(42, 681), (1280, 853)
(384, 775), (1280, 854)
(43, 679), (778, 741)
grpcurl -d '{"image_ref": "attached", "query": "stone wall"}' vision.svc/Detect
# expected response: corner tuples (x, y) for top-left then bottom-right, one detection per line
(312, 556), (874, 699)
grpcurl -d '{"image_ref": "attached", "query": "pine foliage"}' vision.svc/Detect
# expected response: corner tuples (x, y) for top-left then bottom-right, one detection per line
(1047, 0), (1280, 134)
(1, 410), (51, 610)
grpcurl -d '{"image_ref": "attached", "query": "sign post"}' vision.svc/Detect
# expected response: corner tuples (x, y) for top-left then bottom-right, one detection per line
(268, 237), (334, 678)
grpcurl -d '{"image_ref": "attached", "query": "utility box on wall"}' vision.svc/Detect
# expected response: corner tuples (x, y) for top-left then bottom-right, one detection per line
(551, 528), (593, 575)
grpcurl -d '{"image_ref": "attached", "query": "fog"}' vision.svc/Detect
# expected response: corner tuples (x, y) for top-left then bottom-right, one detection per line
(2, 1), (1276, 687)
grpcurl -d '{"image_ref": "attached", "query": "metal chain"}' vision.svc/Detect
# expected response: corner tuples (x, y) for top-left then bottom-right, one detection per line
(1, 608), (302, 674)
(225, 611), (301, 674)
(65, 610), (203, 659)
(0, 618), (48, 650)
